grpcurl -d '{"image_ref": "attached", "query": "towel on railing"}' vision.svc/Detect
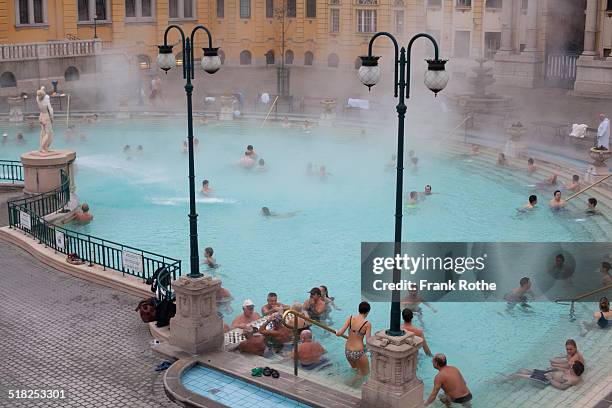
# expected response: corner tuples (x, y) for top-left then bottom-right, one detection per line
(260, 93), (270, 104)
(347, 98), (370, 110)
(569, 124), (588, 138)
(205, 96), (216, 103)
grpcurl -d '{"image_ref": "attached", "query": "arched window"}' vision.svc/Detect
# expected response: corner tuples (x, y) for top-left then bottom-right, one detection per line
(285, 49), (294, 65)
(0, 71), (17, 88)
(304, 51), (314, 66)
(265, 50), (275, 65)
(327, 53), (339, 68)
(354, 57), (362, 70)
(240, 50), (252, 65)
(64, 66), (80, 81)
(218, 49), (226, 64)
(138, 54), (151, 70)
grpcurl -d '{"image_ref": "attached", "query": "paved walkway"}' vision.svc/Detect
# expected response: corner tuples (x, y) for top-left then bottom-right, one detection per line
(0, 240), (177, 408)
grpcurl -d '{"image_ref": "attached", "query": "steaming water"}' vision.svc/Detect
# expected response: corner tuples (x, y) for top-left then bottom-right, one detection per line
(1, 119), (609, 405)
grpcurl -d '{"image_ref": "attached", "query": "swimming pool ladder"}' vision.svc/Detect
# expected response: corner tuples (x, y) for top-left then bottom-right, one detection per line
(555, 283), (612, 319)
(282, 309), (347, 376)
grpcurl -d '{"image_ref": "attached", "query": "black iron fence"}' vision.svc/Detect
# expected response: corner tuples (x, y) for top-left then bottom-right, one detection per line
(7, 170), (181, 299)
(0, 160), (24, 182)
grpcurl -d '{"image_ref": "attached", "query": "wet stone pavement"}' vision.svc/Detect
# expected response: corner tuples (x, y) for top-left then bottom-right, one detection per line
(0, 240), (177, 408)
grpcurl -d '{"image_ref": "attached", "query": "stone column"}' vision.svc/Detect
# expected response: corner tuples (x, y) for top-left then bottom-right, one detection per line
(362, 330), (424, 408)
(524, 0), (538, 52)
(583, 0), (598, 56)
(169, 275), (224, 354)
(499, 0), (514, 52)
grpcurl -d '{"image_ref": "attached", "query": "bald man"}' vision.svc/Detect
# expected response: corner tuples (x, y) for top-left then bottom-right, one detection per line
(74, 203), (94, 224)
(425, 354), (472, 407)
(297, 330), (326, 367)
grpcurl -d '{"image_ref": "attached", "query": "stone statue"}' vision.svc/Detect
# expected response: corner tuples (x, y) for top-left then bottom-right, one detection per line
(36, 87), (54, 153)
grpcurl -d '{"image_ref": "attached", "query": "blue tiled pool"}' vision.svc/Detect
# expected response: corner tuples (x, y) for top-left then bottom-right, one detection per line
(182, 365), (312, 408)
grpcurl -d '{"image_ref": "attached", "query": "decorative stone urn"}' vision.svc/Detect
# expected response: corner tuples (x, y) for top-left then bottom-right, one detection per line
(586, 147), (611, 181)
(503, 122), (527, 158)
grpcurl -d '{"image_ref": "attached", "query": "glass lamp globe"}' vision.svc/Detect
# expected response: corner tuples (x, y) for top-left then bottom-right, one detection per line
(358, 56), (381, 91)
(157, 45), (176, 72)
(424, 59), (449, 96)
(201, 48), (222, 74)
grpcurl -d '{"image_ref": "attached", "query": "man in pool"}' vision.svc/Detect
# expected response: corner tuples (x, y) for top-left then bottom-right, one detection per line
(201, 179), (212, 195)
(303, 287), (326, 321)
(565, 175), (581, 192)
(239, 152), (255, 169)
(258, 312), (293, 349)
(297, 330), (326, 368)
(527, 158), (537, 174)
(246, 144), (258, 160)
(74, 203), (94, 224)
(203, 247), (216, 268)
(401, 308), (432, 357)
(425, 354), (472, 407)
(231, 299), (261, 329)
(511, 361), (584, 390)
(549, 190), (566, 209)
(238, 325), (266, 356)
(522, 195), (538, 209)
(550, 339), (584, 369)
(423, 185), (433, 196)
(601, 262), (612, 286)
(407, 191), (418, 206)
(402, 288), (437, 324)
(504, 277), (534, 310)
(261, 207), (300, 218)
(261, 292), (287, 316)
(586, 198), (601, 215)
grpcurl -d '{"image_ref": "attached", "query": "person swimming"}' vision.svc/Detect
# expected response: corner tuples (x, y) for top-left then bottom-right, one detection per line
(201, 179), (212, 195)
(586, 197), (600, 215)
(504, 277), (534, 311)
(261, 207), (300, 218)
(565, 175), (581, 192)
(527, 158), (537, 174)
(407, 191), (418, 205)
(521, 194), (538, 210)
(239, 152), (255, 168)
(203, 246), (217, 268)
(497, 152), (507, 166)
(282, 116), (291, 128)
(549, 190), (566, 209)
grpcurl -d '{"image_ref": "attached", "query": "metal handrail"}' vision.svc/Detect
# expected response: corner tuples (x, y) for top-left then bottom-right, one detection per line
(260, 95), (279, 128)
(7, 170), (181, 299)
(555, 283), (612, 319)
(0, 160), (24, 183)
(281, 309), (347, 376)
(566, 174), (611, 202)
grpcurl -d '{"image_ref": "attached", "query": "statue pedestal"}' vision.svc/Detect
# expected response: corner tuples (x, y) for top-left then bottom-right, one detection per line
(169, 275), (224, 354)
(21, 150), (76, 194)
(503, 139), (527, 158)
(362, 330), (424, 408)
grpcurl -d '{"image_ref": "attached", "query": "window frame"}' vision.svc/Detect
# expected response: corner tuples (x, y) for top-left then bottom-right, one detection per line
(77, 0), (112, 23)
(168, 0), (196, 20)
(14, 0), (48, 26)
(266, 0), (274, 18)
(286, 0), (296, 18)
(125, 0), (156, 22)
(216, 0), (224, 18)
(306, 0), (316, 18)
(485, 0), (502, 9)
(456, 0), (471, 9)
(357, 9), (376, 34)
(394, 9), (404, 34)
(453, 30), (471, 58)
(330, 7), (340, 33)
(239, 0), (251, 19)
(426, 0), (441, 7)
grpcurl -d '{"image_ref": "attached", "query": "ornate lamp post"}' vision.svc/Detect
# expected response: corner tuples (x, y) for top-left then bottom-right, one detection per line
(157, 25), (221, 278)
(358, 32), (448, 336)
(93, 14), (98, 39)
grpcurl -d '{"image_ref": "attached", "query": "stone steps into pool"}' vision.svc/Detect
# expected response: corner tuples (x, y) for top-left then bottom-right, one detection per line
(161, 349), (362, 408)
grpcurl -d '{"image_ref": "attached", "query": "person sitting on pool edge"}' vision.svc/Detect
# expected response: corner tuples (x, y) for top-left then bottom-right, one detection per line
(586, 198), (600, 215)
(231, 299), (261, 330)
(201, 179), (212, 195)
(74, 203), (94, 224)
(298, 330), (327, 368)
(401, 308), (433, 357)
(304, 287), (326, 321)
(549, 190), (566, 209)
(550, 339), (584, 369)
(511, 361), (584, 390)
(238, 325), (266, 356)
(425, 354), (472, 407)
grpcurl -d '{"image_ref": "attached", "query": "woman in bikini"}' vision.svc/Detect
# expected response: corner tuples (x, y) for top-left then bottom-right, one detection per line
(336, 301), (372, 382)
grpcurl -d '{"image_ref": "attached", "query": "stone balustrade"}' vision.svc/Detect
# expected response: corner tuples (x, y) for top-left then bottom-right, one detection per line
(0, 40), (101, 62)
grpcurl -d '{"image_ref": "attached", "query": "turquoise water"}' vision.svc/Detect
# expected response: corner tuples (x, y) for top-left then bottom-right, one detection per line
(182, 365), (311, 408)
(1, 119), (609, 405)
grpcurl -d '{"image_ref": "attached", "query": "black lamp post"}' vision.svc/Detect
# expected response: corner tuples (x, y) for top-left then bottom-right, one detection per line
(358, 32), (448, 336)
(157, 25), (221, 278)
(93, 14), (98, 39)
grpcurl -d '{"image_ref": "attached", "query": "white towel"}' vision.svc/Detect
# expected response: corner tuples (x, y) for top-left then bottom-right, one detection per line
(205, 96), (216, 103)
(261, 93), (270, 104)
(347, 98), (370, 110)
(569, 124), (588, 138)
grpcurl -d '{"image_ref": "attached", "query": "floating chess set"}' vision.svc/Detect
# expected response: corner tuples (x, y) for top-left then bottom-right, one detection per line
(223, 316), (274, 351)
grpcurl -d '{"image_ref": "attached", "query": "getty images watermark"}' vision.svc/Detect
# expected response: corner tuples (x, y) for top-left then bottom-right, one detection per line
(361, 242), (612, 302)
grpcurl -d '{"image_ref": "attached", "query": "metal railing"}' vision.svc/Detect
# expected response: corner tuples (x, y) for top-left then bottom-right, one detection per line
(556, 283), (612, 319)
(7, 170), (181, 299)
(0, 160), (24, 183)
(282, 309), (347, 376)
